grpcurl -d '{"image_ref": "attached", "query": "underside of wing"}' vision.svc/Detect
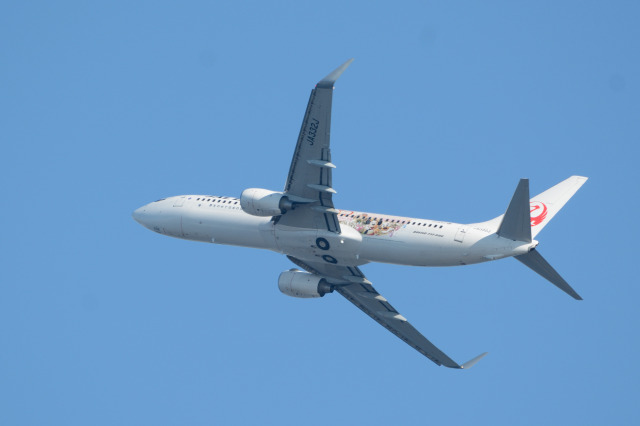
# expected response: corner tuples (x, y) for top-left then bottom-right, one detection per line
(279, 62), (485, 368)
(287, 256), (487, 369)
(277, 60), (353, 233)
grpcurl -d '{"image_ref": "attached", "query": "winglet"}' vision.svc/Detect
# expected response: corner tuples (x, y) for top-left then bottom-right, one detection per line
(317, 58), (354, 88)
(458, 352), (489, 369)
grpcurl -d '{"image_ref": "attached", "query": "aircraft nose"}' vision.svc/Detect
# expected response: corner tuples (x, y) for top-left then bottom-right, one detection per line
(132, 199), (182, 237)
(132, 206), (148, 226)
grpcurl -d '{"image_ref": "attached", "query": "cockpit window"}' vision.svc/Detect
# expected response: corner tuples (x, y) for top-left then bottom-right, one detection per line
(154, 198), (166, 202)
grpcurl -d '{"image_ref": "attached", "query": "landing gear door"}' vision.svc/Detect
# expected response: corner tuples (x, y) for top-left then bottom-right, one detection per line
(173, 197), (186, 207)
(454, 227), (467, 243)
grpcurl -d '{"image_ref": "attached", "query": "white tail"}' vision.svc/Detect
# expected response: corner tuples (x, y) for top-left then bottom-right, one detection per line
(477, 176), (588, 300)
(474, 176), (588, 237)
(528, 175), (588, 238)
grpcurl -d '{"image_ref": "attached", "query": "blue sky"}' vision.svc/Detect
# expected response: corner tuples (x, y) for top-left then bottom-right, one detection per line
(2, 1), (639, 425)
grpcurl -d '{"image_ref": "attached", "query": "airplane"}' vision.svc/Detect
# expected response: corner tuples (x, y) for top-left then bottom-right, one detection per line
(132, 59), (587, 369)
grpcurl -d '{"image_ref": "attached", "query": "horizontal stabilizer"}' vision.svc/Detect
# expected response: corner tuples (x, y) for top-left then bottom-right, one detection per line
(497, 179), (532, 242)
(515, 249), (582, 300)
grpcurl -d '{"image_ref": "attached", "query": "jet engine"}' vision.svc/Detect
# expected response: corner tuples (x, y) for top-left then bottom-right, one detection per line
(278, 270), (334, 298)
(240, 188), (294, 216)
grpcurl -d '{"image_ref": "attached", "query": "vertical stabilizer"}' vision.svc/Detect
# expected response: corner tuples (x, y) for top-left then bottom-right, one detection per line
(529, 176), (588, 238)
(474, 176), (588, 237)
(497, 179), (532, 243)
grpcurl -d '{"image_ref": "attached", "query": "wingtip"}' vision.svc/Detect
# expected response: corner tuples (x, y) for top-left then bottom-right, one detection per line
(317, 58), (354, 88)
(459, 352), (489, 369)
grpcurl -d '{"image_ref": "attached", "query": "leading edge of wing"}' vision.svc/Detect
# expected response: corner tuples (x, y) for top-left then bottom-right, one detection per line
(287, 256), (487, 369)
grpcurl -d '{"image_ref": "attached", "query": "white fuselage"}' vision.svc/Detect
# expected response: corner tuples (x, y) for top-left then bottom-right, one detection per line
(133, 195), (536, 268)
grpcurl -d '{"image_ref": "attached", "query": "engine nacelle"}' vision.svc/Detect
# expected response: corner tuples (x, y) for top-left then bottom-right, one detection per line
(240, 188), (293, 216)
(278, 270), (334, 298)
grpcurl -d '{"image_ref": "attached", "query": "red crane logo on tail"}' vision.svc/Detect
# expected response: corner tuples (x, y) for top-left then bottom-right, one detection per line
(530, 201), (548, 226)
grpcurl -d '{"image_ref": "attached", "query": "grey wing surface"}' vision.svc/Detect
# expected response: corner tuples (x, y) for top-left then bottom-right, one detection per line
(287, 256), (487, 369)
(278, 59), (354, 233)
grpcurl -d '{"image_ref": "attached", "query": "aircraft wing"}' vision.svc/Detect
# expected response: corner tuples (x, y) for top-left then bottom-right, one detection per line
(278, 59), (354, 233)
(287, 256), (487, 369)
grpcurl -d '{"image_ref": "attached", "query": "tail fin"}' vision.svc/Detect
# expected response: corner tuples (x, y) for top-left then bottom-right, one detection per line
(476, 176), (588, 237)
(478, 176), (587, 300)
(528, 176), (588, 238)
(515, 249), (583, 300)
